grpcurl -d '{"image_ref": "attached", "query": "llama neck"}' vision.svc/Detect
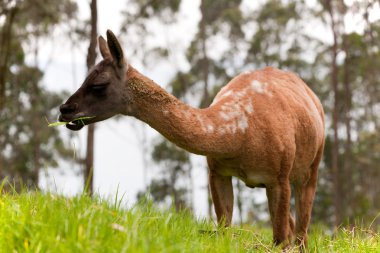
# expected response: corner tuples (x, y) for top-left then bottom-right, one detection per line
(125, 67), (235, 157)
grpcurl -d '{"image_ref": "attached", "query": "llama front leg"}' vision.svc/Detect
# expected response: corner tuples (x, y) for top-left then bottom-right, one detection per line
(207, 161), (233, 226)
(209, 171), (233, 226)
(289, 213), (296, 240)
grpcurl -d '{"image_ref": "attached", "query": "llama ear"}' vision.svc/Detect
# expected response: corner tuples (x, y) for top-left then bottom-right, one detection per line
(106, 29), (124, 68)
(98, 36), (111, 59)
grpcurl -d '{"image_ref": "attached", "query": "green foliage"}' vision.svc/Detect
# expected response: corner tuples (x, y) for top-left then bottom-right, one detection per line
(0, 0), (79, 189)
(201, 0), (243, 35)
(246, 0), (309, 71)
(131, 0), (181, 19)
(312, 1), (380, 226)
(0, 65), (74, 186)
(0, 192), (378, 252)
(138, 140), (191, 211)
(0, 0), (77, 38)
(152, 140), (190, 163)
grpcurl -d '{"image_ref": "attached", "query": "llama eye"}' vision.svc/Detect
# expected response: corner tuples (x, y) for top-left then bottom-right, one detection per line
(89, 83), (108, 93)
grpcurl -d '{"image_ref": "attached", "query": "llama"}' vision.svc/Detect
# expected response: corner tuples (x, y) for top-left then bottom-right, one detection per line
(59, 30), (325, 249)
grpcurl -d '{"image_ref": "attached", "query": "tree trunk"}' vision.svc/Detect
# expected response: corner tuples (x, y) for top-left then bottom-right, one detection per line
(0, 7), (17, 180)
(0, 7), (17, 112)
(342, 36), (353, 222)
(199, 0), (213, 218)
(85, 0), (98, 196)
(199, 0), (209, 108)
(332, 37), (342, 228)
(328, 3), (343, 227)
(342, 38), (352, 168)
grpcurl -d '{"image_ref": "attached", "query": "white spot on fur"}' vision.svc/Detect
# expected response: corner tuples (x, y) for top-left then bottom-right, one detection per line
(183, 110), (192, 120)
(235, 91), (245, 99)
(251, 80), (265, 93)
(207, 124), (214, 133)
(196, 114), (207, 132)
(211, 84), (235, 105)
(225, 122), (237, 134)
(237, 116), (249, 130)
(210, 77), (273, 134)
(242, 70), (253, 75)
(244, 103), (253, 114)
(220, 111), (230, 121)
(218, 126), (226, 134)
(220, 90), (233, 99)
(218, 100), (252, 134)
(250, 80), (272, 96)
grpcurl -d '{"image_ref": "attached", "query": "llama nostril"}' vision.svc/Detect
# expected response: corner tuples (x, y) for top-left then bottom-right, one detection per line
(60, 103), (78, 114)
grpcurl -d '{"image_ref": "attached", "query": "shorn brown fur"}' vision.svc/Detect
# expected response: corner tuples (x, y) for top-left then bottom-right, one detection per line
(59, 30), (325, 250)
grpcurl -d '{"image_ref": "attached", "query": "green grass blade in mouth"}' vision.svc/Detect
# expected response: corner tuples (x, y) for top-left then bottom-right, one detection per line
(46, 116), (96, 127)
(48, 121), (68, 127)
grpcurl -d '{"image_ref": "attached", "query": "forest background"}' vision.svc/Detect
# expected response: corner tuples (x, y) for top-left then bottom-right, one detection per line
(1, 0), (380, 229)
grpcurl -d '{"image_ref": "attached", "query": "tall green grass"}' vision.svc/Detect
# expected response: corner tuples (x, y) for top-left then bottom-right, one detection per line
(0, 191), (378, 252)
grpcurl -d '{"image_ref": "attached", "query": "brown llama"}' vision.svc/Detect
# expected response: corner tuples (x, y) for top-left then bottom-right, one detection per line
(59, 30), (325, 249)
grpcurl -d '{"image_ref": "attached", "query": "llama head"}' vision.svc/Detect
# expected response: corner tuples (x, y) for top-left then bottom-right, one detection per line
(59, 30), (130, 131)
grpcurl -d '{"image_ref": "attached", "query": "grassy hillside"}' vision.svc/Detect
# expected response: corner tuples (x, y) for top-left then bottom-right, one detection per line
(0, 192), (378, 252)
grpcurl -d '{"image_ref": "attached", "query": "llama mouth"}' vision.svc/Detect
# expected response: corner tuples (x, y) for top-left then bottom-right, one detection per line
(58, 115), (95, 131)
(65, 119), (86, 131)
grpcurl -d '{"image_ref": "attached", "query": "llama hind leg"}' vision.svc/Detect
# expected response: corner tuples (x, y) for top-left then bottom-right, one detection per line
(294, 177), (317, 250)
(207, 159), (233, 226)
(294, 146), (323, 249)
(268, 194), (295, 242)
(266, 181), (292, 246)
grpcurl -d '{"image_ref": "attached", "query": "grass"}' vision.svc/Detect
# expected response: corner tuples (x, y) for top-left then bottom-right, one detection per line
(0, 191), (378, 253)
(45, 116), (95, 127)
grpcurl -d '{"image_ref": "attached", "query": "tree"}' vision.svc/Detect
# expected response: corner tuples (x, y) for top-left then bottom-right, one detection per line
(84, 0), (98, 196)
(321, 0), (345, 227)
(138, 141), (192, 211)
(313, 0), (380, 227)
(0, 0), (78, 189)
